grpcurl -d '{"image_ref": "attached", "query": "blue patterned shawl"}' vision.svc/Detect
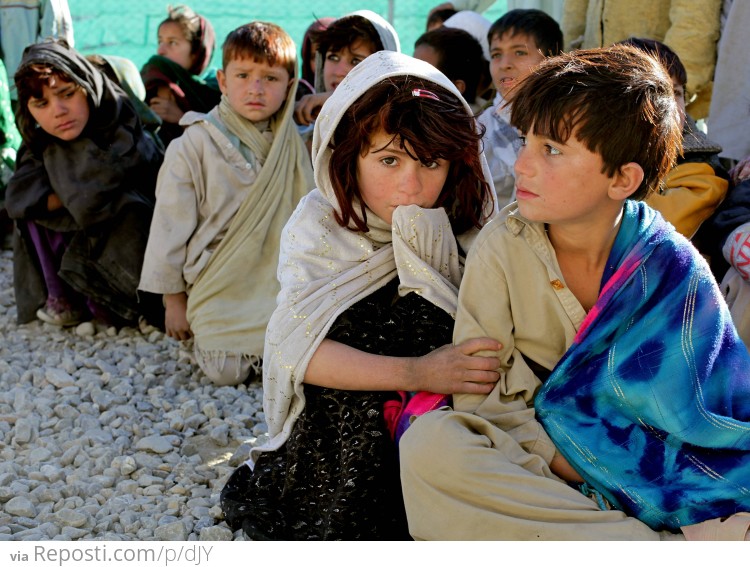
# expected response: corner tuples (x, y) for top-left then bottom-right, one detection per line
(536, 200), (750, 531)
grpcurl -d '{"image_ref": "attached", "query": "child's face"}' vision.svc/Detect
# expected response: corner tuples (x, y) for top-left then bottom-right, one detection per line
(356, 129), (449, 224)
(671, 75), (686, 130)
(27, 77), (90, 141)
(218, 57), (292, 123)
(323, 39), (376, 92)
(489, 31), (546, 98)
(157, 21), (194, 71)
(513, 127), (625, 225)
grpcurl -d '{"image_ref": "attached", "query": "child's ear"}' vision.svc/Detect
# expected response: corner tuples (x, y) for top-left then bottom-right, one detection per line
(609, 162), (644, 200)
(217, 69), (227, 95)
(452, 79), (466, 95)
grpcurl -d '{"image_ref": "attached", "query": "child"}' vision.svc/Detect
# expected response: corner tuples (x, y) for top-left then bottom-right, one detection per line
(141, 4), (221, 146)
(296, 16), (335, 100)
(414, 26), (489, 113)
(620, 37), (729, 241)
(293, 10), (400, 129)
(5, 38), (164, 328)
(220, 50), (501, 540)
(399, 46), (750, 540)
(138, 22), (314, 386)
(479, 8), (562, 207)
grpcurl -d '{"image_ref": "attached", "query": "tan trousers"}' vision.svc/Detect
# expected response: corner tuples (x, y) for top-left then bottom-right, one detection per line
(399, 409), (663, 541)
(194, 347), (254, 386)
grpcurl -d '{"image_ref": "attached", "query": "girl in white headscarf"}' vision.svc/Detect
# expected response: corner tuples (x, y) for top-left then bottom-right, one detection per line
(293, 9), (400, 142)
(221, 51), (499, 540)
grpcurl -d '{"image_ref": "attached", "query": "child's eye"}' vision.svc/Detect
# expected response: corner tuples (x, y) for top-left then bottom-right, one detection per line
(515, 50), (528, 57)
(490, 52), (501, 60)
(545, 144), (561, 155)
(30, 99), (47, 108)
(518, 135), (527, 146)
(380, 156), (398, 167)
(326, 53), (340, 62)
(422, 160), (440, 170)
(266, 75), (278, 82)
(351, 58), (364, 66)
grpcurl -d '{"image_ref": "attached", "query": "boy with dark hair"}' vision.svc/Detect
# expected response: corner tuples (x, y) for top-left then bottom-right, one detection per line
(139, 22), (314, 385)
(400, 45), (750, 541)
(479, 8), (562, 206)
(413, 26), (488, 112)
(619, 37), (728, 242)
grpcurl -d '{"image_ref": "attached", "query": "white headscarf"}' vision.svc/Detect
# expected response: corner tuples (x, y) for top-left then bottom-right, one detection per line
(444, 10), (492, 61)
(313, 9), (401, 93)
(251, 51), (496, 465)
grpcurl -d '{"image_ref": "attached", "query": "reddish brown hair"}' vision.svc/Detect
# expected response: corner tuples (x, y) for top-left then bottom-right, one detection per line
(328, 76), (492, 234)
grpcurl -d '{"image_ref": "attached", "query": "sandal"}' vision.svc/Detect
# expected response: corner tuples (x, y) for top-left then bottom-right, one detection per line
(681, 512), (750, 540)
(36, 297), (83, 327)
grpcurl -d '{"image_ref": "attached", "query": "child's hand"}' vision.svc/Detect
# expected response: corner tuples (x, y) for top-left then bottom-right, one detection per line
(414, 337), (501, 395)
(294, 92), (331, 126)
(550, 453), (585, 483)
(47, 193), (63, 211)
(730, 155), (750, 186)
(164, 292), (192, 341)
(149, 96), (185, 124)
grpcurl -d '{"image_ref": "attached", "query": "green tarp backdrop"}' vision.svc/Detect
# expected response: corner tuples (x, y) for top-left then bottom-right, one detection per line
(68, 0), (509, 75)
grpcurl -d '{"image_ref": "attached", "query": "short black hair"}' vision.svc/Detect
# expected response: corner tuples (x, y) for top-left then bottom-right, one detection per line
(488, 9), (562, 57)
(414, 27), (486, 103)
(618, 37), (687, 87)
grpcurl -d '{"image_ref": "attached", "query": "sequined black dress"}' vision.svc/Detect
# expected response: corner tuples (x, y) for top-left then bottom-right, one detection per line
(220, 278), (454, 540)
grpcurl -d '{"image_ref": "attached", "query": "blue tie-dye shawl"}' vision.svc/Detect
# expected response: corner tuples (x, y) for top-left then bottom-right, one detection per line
(536, 200), (750, 531)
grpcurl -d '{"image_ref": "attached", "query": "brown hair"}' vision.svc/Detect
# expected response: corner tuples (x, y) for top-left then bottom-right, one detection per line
(15, 61), (88, 147)
(328, 76), (492, 234)
(222, 21), (297, 80)
(509, 45), (681, 200)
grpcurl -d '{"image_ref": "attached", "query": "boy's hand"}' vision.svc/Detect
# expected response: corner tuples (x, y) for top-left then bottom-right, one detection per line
(413, 337), (501, 394)
(294, 92), (331, 126)
(550, 453), (585, 483)
(164, 292), (192, 341)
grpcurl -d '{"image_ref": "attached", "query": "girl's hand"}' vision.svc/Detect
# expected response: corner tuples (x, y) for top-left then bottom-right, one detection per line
(730, 155), (750, 186)
(149, 96), (185, 124)
(413, 337), (501, 395)
(47, 193), (63, 211)
(294, 92), (331, 126)
(164, 292), (192, 341)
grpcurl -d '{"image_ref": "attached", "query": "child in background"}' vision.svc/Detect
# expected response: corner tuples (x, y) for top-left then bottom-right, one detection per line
(141, 4), (221, 146)
(6, 39), (163, 329)
(425, 6), (457, 31)
(620, 37), (729, 241)
(479, 8), (562, 206)
(414, 26), (489, 113)
(399, 45), (750, 541)
(138, 22), (314, 386)
(220, 51), (500, 540)
(296, 17), (335, 100)
(293, 10), (400, 129)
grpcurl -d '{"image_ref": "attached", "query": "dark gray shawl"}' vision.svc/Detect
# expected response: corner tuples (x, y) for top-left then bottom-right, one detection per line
(5, 41), (164, 323)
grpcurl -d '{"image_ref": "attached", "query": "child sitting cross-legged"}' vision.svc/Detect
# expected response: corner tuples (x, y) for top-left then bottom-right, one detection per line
(138, 22), (314, 386)
(400, 45), (750, 541)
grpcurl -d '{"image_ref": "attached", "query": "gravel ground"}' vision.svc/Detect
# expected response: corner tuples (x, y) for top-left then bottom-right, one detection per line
(0, 248), (267, 541)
